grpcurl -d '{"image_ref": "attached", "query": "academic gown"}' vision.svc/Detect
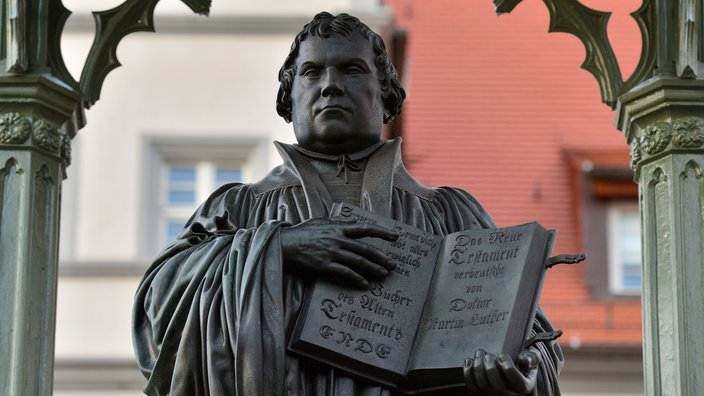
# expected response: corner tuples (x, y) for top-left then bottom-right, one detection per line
(132, 139), (563, 395)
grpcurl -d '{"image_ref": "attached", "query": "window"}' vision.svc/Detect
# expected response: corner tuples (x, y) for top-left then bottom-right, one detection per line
(161, 162), (242, 246)
(142, 136), (268, 258)
(568, 150), (641, 298)
(607, 203), (642, 294)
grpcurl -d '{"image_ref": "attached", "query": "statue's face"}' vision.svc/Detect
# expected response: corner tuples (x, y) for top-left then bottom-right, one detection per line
(291, 33), (384, 154)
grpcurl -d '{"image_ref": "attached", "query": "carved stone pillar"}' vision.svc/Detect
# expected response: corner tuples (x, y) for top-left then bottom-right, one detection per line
(0, 0), (209, 393)
(1, 1), (83, 393)
(617, 79), (704, 395)
(0, 83), (81, 395)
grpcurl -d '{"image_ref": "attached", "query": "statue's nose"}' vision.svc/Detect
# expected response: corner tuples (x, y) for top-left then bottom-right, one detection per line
(321, 68), (344, 97)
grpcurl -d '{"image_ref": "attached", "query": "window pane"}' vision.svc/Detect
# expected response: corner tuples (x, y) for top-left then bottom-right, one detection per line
(613, 206), (642, 293)
(215, 167), (241, 186)
(622, 275), (642, 289)
(168, 190), (196, 205)
(169, 167), (196, 183)
(622, 262), (641, 288)
(166, 221), (184, 243)
(167, 166), (196, 205)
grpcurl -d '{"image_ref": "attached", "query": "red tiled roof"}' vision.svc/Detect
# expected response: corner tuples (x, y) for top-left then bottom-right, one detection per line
(384, 0), (643, 347)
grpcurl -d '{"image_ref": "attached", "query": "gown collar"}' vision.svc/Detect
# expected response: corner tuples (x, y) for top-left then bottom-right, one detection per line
(253, 138), (434, 218)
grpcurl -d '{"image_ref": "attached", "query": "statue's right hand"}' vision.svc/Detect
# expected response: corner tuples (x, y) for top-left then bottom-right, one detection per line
(280, 217), (399, 289)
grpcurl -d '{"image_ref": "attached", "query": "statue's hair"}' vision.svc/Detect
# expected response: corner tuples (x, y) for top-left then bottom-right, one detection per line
(276, 12), (406, 124)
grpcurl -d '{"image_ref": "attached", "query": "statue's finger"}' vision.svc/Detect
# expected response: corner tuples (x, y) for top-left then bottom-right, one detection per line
(484, 351), (506, 392)
(333, 249), (389, 278)
(516, 349), (541, 372)
(340, 239), (395, 270)
(306, 217), (341, 226)
(463, 358), (482, 395)
(341, 223), (399, 241)
(471, 349), (490, 391)
(330, 215), (357, 224)
(324, 262), (369, 289)
(496, 353), (535, 394)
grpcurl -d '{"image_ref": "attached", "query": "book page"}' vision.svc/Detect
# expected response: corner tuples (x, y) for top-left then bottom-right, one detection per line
(408, 223), (550, 373)
(289, 203), (443, 378)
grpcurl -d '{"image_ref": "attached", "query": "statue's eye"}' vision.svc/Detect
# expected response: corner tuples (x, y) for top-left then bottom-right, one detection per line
(301, 68), (321, 78)
(346, 65), (365, 75)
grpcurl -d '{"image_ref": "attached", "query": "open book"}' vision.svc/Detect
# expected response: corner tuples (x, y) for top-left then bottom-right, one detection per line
(289, 202), (559, 393)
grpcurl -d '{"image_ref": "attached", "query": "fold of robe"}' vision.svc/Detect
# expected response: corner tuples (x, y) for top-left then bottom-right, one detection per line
(133, 139), (563, 395)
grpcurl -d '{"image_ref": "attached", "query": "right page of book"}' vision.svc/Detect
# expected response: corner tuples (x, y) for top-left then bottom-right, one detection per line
(407, 222), (554, 375)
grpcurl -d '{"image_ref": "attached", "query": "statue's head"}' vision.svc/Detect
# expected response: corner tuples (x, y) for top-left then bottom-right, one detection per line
(276, 12), (406, 154)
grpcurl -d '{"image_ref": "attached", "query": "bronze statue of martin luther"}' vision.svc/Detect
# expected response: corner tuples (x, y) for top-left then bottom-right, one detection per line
(133, 12), (563, 395)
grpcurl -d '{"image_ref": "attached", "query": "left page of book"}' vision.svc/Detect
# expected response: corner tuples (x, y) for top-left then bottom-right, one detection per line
(288, 203), (443, 383)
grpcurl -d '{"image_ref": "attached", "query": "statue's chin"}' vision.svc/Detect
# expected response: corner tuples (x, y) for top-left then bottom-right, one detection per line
(297, 132), (381, 155)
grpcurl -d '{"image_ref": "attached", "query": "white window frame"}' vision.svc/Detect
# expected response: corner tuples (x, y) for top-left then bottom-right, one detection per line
(141, 136), (269, 258)
(607, 202), (642, 295)
(160, 161), (244, 246)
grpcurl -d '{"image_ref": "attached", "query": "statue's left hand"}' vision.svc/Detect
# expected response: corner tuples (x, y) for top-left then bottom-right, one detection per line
(463, 348), (540, 396)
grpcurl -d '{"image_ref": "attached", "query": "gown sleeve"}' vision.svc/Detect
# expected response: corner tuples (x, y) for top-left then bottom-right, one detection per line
(132, 184), (289, 396)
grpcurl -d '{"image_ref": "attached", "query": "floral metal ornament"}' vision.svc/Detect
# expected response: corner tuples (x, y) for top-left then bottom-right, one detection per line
(630, 117), (704, 169)
(0, 113), (31, 144)
(32, 119), (62, 155)
(672, 117), (704, 148)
